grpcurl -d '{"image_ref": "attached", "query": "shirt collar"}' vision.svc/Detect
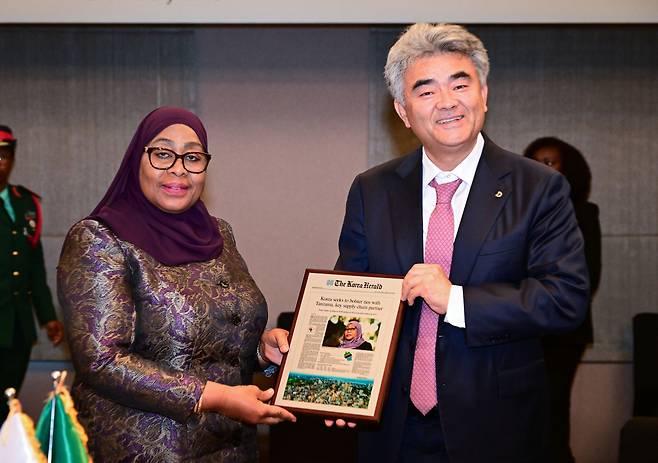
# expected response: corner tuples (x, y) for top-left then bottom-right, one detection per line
(0, 186), (10, 204)
(422, 133), (484, 186)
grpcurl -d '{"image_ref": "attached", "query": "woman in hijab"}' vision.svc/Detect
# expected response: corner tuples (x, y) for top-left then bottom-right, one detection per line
(338, 320), (372, 351)
(57, 107), (295, 462)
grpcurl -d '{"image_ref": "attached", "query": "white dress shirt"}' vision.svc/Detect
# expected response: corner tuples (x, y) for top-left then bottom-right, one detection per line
(421, 133), (484, 328)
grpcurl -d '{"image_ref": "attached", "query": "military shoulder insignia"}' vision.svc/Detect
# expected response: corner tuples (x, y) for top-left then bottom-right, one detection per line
(11, 184), (41, 200)
(11, 184), (43, 248)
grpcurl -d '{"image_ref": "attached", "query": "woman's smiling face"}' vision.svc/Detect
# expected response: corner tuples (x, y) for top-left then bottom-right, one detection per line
(139, 124), (207, 214)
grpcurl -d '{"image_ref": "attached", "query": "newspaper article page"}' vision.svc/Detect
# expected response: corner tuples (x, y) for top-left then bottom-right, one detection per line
(274, 271), (403, 417)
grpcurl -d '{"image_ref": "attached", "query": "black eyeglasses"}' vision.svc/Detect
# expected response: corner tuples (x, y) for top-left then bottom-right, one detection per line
(144, 146), (211, 174)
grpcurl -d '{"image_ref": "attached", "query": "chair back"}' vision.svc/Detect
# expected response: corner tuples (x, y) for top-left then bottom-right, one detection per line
(633, 312), (658, 416)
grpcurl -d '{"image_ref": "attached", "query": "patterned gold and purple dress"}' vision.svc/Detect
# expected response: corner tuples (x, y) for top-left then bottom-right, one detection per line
(57, 218), (267, 462)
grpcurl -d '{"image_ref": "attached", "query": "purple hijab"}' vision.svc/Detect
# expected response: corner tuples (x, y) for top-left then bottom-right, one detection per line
(339, 320), (366, 349)
(88, 106), (222, 266)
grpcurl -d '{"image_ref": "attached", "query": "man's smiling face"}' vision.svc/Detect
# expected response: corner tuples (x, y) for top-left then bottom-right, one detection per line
(394, 52), (488, 165)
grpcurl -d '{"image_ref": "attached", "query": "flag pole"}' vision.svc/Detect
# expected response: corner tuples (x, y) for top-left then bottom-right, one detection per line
(47, 371), (62, 463)
(4, 387), (18, 414)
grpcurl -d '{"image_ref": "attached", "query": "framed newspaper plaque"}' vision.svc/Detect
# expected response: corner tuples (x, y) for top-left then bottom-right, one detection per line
(272, 269), (405, 423)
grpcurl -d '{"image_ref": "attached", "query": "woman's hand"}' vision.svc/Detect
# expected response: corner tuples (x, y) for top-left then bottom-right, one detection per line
(200, 381), (296, 425)
(259, 328), (290, 366)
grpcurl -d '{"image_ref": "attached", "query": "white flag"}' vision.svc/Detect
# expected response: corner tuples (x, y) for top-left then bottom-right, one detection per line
(0, 410), (47, 463)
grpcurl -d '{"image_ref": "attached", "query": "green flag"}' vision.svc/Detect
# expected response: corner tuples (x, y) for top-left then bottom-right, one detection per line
(35, 393), (90, 463)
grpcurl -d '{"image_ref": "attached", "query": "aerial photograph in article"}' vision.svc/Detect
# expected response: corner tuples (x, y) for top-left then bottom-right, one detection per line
(283, 372), (373, 409)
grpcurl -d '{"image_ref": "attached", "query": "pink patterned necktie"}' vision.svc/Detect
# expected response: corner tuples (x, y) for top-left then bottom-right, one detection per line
(410, 178), (462, 415)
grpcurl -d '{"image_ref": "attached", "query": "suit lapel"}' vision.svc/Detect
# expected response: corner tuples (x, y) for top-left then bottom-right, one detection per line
(388, 150), (424, 340)
(451, 140), (513, 284)
(389, 149), (424, 275)
(385, 142), (513, 333)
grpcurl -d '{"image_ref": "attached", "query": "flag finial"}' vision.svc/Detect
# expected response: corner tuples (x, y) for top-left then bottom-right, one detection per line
(50, 371), (67, 393)
(5, 387), (16, 401)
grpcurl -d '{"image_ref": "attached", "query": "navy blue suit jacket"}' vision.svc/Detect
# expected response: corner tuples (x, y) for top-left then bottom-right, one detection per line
(335, 137), (589, 463)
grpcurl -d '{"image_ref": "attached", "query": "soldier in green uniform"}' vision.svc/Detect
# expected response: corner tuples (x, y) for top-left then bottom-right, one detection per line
(0, 125), (63, 421)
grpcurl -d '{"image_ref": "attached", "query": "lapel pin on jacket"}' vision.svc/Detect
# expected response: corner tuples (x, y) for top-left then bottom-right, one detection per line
(495, 190), (503, 198)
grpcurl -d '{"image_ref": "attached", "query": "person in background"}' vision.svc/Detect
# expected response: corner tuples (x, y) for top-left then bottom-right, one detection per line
(57, 107), (295, 462)
(525, 136), (602, 463)
(0, 124), (64, 422)
(333, 23), (589, 462)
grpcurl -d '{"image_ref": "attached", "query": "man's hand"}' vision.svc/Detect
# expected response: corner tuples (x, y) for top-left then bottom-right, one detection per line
(259, 328), (289, 366)
(401, 263), (452, 314)
(324, 419), (357, 428)
(45, 320), (64, 346)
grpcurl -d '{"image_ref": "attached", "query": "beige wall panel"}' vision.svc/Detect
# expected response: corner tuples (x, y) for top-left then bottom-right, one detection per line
(0, 28), (197, 235)
(476, 25), (658, 236)
(0, 27), (196, 360)
(30, 236), (68, 361)
(571, 362), (633, 463)
(196, 27), (369, 323)
(589, 236), (658, 361)
(6, 0), (658, 24)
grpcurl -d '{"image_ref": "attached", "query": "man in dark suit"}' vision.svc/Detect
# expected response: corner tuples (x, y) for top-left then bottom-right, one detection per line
(334, 24), (589, 462)
(0, 125), (63, 421)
